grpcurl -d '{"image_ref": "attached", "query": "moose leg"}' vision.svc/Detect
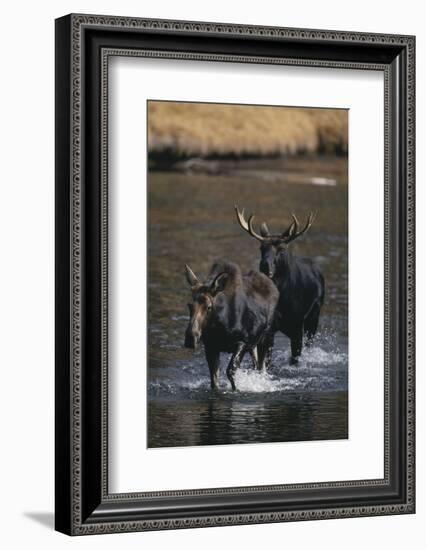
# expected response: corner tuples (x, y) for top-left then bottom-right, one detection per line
(205, 347), (220, 391)
(226, 342), (246, 391)
(304, 302), (321, 347)
(258, 334), (275, 371)
(290, 327), (304, 365)
(249, 347), (260, 370)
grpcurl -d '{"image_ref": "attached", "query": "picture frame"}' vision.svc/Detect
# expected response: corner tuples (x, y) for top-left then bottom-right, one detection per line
(55, 13), (415, 535)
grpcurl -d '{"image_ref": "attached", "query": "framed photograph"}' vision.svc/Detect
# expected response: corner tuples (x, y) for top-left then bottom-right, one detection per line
(55, 14), (415, 535)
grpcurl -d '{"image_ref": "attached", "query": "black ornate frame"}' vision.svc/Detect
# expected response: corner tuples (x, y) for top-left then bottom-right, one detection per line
(55, 13), (415, 535)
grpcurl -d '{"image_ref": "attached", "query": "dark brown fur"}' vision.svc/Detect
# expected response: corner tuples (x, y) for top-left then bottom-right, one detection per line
(184, 260), (279, 391)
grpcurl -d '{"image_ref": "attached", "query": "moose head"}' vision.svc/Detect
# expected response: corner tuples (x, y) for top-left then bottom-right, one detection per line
(183, 264), (229, 349)
(235, 205), (316, 279)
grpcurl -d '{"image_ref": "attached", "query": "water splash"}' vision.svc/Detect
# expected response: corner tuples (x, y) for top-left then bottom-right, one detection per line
(233, 369), (299, 393)
(274, 345), (347, 367)
(148, 336), (348, 398)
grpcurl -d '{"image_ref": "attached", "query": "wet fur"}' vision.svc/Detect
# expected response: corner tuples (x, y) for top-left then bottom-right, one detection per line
(185, 260), (279, 390)
(203, 261), (278, 349)
(266, 247), (325, 360)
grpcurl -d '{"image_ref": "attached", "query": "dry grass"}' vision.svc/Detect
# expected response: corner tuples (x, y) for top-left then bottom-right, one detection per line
(148, 101), (348, 157)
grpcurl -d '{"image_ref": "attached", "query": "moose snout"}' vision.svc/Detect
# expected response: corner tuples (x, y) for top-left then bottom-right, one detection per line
(260, 261), (274, 278)
(184, 327), (200, 349)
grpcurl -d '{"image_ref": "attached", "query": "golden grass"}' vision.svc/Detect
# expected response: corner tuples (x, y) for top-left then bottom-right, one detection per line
(148, 101), (348, 157)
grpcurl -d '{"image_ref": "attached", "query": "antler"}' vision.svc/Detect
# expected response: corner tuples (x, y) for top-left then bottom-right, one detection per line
(282, 211), (316, 243)
(185, 264), (201, 289)
(234, 205), (269, 242)
(236, 205), (316, 245)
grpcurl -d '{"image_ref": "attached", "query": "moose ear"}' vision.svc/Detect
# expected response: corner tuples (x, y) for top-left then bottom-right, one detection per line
(210, 272), (229, 295)
(260, 222), (270, 237)
(185, 264), (200, 288)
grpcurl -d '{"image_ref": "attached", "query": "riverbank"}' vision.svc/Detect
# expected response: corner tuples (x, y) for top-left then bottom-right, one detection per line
(148, 101), (348, 159)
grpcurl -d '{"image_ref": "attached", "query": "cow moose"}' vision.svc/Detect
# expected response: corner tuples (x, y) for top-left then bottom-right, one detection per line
(235, 206), (325, 364)
(184, 260), (279, 391)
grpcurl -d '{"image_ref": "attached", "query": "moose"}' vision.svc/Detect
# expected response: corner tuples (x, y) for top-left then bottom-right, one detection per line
(184, 260), (279, 391)
(235, 206), (325, 364)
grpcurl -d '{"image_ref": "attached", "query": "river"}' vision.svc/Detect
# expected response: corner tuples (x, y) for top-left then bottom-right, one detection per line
(147, 157), (348, 448)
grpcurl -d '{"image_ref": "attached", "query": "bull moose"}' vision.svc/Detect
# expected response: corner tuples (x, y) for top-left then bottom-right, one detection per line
(235, 206), (325, 364)
(184, 260), (279, 391)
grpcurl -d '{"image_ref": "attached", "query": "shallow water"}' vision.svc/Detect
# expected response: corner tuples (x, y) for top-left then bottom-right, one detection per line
(147, 158), (348, 448)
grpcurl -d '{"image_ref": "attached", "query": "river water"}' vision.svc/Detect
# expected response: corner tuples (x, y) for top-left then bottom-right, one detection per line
(147, 158), (348, 448)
